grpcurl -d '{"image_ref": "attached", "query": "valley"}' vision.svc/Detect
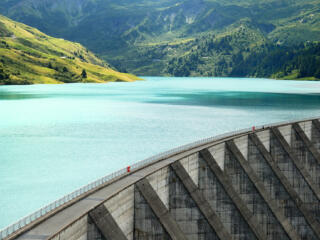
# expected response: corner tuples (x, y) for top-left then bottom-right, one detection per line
(1, 0), (319, 79)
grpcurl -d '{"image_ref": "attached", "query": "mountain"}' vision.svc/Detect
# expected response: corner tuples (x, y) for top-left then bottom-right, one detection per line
(0, 15), (139, 85)
(164, 20), (320, 79)
(0, 0), (319, 79)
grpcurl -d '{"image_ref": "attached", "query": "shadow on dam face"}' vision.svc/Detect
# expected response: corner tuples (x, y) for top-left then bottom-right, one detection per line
(3, 118), (320, 240)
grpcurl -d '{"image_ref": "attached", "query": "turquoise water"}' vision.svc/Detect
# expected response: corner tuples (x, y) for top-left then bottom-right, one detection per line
(0, 77), (320, 228)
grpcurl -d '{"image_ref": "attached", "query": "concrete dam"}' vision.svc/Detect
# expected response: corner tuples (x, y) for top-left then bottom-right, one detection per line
(1, 118), (320, 240)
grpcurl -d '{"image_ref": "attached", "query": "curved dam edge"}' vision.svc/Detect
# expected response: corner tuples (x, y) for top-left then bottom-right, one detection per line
(2, 116), (320, 240)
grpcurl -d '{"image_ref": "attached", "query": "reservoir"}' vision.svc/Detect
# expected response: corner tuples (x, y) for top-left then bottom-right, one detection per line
(0, 77), (320, 229)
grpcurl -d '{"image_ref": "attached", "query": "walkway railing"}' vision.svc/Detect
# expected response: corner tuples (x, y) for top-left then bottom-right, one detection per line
(0, 116), (318, 240)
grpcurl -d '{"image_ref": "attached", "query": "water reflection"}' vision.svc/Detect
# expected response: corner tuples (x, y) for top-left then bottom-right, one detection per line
(0, 91), (46, 100)
(147, 91), (320, 109)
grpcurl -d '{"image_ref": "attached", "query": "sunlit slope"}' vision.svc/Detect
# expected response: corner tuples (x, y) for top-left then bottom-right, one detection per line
(0, 15), (140, 84)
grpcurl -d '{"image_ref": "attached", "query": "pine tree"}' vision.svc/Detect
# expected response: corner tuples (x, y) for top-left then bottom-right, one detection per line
(81, 69), (87, 78)
(0, 67), (9, 80)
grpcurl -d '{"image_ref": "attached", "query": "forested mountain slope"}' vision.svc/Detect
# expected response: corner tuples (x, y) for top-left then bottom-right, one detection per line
(0, 15), (139, 84)
(0, 0), (319, 79)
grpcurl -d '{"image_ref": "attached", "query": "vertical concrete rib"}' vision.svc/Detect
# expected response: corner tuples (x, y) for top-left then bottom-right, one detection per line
(171, 161), (232, 240)
(135, 178), (188, 240)
(249, 133), (320, 238)
(312, 120), (320, 154)
(169, 166), (219, 239)
(293, 123), (320, 165)
(88, 216), (107, 240)
(313, 119), (320, 132)
(226, 140), (301, 240)
(199, 149), (268, 240)
(271, 127), (320, 200)
(292, 122), (320, 195)
(89, 204), (128, 240)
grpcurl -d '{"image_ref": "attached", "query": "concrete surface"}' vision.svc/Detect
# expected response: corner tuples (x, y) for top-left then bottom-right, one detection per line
(8, 119), (320, 240)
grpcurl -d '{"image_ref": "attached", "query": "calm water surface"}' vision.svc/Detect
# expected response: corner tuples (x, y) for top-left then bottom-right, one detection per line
(1, 77), (320, 228)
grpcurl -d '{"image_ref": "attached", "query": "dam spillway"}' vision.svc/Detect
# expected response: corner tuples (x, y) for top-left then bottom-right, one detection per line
(1, 118), (320, 240)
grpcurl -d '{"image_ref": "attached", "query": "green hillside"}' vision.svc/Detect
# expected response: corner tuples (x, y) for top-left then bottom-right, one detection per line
(0, 15), (140, 85)
(0, 0), (320, 79)
(163, 21), (320, 79)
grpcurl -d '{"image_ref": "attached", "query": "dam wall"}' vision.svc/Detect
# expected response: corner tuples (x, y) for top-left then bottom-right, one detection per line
(2, 118), (320, 240)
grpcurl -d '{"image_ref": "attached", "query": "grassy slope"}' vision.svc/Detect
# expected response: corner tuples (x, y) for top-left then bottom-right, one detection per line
(163, 22), (267, 76)
(0, 15), (140, 84)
